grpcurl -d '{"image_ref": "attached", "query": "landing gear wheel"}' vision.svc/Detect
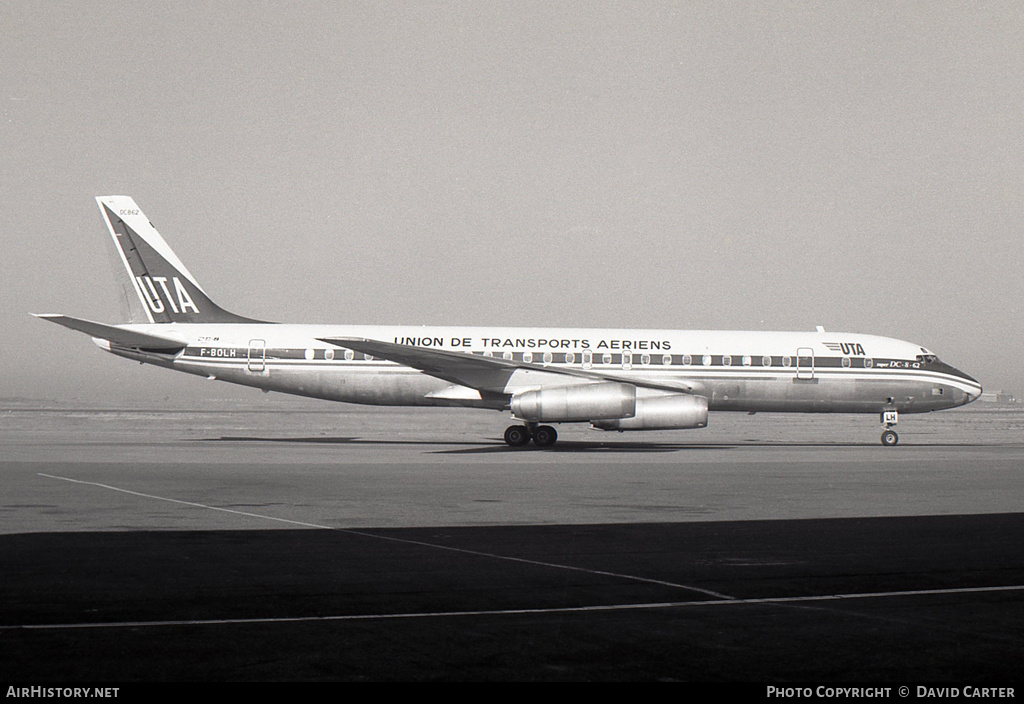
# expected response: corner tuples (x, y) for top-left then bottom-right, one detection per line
(504, 425), (531, 447)
(881, 429), (899, 446)
(532, 425), (558, 448)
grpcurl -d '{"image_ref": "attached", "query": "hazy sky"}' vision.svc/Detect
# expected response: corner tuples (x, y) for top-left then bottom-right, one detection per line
(2, 1), (1021, 404)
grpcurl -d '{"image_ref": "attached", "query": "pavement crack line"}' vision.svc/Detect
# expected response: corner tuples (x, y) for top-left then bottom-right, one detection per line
(36, 472), (733, 600)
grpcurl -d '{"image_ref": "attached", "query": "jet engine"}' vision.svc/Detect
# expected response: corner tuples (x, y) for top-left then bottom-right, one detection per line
(511, 382), (636, 422)
(592, 393), (708, 430)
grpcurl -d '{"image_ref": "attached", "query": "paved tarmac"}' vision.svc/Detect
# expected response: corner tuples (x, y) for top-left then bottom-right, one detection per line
(0, 402), (1022, 681)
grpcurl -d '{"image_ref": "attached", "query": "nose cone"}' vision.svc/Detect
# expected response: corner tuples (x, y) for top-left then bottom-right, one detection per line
(965, 383), (983, 404)
(930, 359), (981, 406)
(957, 370), (982, 406)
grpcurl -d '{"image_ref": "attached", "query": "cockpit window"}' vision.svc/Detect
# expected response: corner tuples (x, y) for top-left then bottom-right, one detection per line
(916, 354), (939, 364)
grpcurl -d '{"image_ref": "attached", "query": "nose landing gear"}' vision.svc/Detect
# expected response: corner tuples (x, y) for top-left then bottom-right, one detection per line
(880, 410), (899, 446)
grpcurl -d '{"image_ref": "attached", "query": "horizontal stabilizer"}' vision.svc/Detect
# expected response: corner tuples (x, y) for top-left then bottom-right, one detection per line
(33, 314), (187, 351)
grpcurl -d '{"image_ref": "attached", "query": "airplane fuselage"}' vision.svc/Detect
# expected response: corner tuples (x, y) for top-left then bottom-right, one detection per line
(100, 323), (980, 416)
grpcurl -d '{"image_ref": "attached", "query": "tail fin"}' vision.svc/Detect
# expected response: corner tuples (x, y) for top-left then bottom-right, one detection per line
(97, 196), (262, 324)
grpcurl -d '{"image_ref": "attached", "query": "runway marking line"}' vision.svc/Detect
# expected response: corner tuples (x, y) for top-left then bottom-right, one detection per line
(36, 473), (732, 599)
(18, 473), (1024, 633)
(5, 584), (1024, 631)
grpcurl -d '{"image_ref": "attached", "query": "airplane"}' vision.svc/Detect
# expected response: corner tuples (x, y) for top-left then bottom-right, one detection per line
(35, 196), (982, 448)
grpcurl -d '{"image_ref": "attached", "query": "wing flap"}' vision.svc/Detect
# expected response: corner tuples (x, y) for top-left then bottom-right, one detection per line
(319, 337), (698, 395)
(34, 314), (187, 351)
(319, 336), (519, 392)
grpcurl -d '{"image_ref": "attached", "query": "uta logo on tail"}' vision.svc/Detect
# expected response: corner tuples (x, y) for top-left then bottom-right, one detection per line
(135, 276), (199, 314)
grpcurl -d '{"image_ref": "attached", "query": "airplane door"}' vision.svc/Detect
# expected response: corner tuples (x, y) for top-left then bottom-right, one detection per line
(247, 339), (266, 372)
(796, 347), (814, 380)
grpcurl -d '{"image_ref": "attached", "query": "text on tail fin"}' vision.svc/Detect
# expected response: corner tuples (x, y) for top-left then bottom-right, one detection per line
(97, 196), (265, 324)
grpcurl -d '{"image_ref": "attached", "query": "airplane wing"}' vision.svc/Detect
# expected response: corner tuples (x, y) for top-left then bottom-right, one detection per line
(318, 336), (698, 395)
(34, 314), (187, 351)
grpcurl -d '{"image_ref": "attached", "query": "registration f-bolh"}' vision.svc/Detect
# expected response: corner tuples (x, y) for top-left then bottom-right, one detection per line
(37, 197), (982, 447)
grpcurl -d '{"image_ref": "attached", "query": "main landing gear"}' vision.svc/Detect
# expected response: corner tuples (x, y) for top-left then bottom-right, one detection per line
(504, 423), (558, 448)
(880, 409), (899, 446)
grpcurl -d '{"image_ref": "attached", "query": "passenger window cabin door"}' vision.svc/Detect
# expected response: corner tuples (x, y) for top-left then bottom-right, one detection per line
(247, 339), (266, 372)
(796, 347), (814, 380)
